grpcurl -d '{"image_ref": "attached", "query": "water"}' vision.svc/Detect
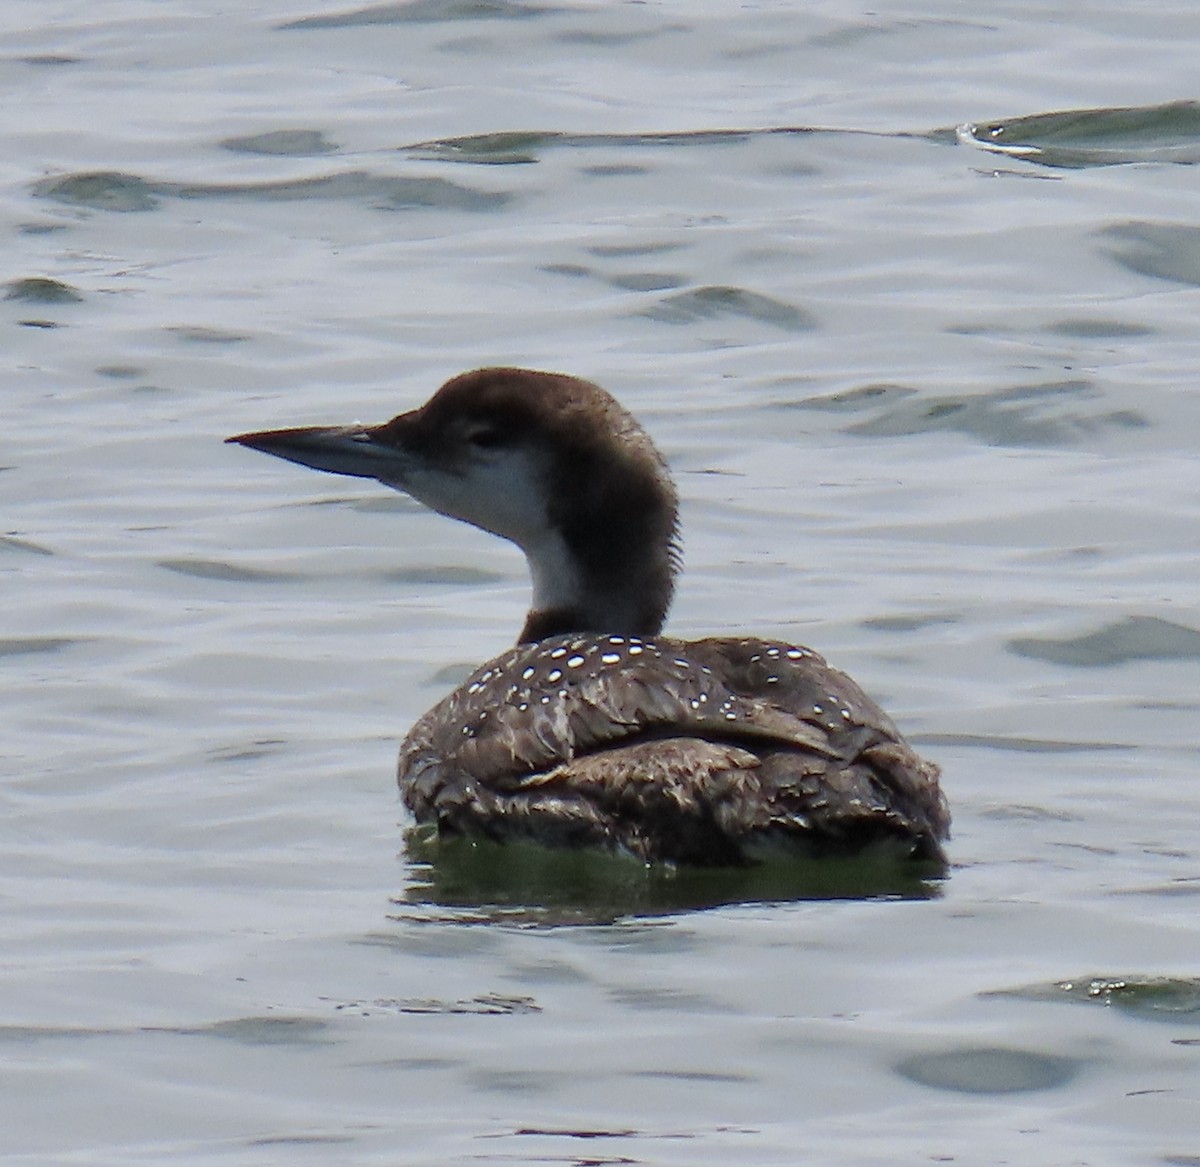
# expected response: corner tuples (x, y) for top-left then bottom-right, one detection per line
(4, 1), (1200, 1163)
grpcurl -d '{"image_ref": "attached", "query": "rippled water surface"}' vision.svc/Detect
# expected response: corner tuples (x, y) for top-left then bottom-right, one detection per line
(4, 2), (1200, 1163)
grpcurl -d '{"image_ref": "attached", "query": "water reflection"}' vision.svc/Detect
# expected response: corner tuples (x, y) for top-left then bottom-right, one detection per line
(396, 831), (945, 923)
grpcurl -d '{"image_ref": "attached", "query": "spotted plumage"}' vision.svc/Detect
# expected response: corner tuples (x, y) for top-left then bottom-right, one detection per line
(401, 632), (945, 864)
(229, 367), (949, 867)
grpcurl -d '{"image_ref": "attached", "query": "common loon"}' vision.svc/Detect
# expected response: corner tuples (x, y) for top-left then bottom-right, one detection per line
(228, 367), (949, 867)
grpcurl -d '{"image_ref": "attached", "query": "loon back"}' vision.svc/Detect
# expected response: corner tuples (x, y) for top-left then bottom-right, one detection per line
(401, 633), (948, 866)
(228, 367), (949, 868)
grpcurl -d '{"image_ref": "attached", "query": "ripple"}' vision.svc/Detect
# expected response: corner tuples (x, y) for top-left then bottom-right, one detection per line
(0, 1024), (110, 1043)
(1043, 316), (1155, 339)
(406, 130), (556, 166)
(246, 1134), (356, 1148)
(158, 558), (297, 583)
(18, 54), (83, 67)
(1104, 222), (1200, 287)
(977, 803), (1083, 822)
(402, 126), (808, 165)
(790, 382), (914, 412)
(328, 993), (540, 1015)
(378, 564), (504, 586)
(1116, 879), (1200, 899)
(173, 1016), (331, 1045)
(5, 277), (83, 303)
(0, 1016), (331, 1046)
(641, 285), (815, 330)
(166, 325), (251, 344)
(280, 0), (561, 30)
(862, 612), (961, 633)
(895, 1046), (1079, 1094)
(220, 129), (338, 156)
(631, 1068), (754, 1083)
(587, 241), (687, 259)
(987, 976), (1200, 1024)
(1009, 616), (1200, 667)
(608, 271), (689, 292)
(95, 363), (147, 379)
(0, 636), (77, 659)
(918, 733), (1131, 754)
(555, 26), (667, 47)
(608, 986), (723, 1012)
(468, 1068), (561, 1095)
(206, 739), (287, 763)
(797, 378), (1148, 446)
(33, 171), (159, 211)
(541, 262), (590, 279)
(0, 535), (54, 557)
(33, 169), (509, 214)
(957, 101), (1200, 168)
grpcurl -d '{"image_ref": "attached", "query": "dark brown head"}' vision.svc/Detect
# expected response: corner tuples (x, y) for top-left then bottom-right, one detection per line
(229, 367), (681, 642)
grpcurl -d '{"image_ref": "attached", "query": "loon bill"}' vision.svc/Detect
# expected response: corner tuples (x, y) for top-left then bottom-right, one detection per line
(228, 367), (949, 867)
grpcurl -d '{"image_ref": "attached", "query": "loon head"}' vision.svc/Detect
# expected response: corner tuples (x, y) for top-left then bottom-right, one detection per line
(227, 367), (681, 642)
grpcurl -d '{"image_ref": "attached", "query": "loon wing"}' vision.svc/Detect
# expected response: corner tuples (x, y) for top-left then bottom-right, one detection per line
(398, 633), (947, 864)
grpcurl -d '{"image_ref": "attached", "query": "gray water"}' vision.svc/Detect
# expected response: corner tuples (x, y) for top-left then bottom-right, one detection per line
(4, 2), (1200, 1163)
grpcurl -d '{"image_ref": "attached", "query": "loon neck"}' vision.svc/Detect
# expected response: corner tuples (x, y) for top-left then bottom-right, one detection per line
(498, 374), (681, 644)
(519, 518), (677, 643)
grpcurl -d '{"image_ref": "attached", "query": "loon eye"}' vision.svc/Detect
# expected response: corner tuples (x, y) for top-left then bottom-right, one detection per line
(465, 425), (509, 450)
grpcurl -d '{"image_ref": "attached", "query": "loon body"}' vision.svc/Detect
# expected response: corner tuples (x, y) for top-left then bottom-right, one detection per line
(229, 367), (949, 867)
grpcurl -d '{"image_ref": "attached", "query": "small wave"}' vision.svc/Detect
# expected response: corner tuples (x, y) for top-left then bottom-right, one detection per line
(33, 169), (509, 214)
(1009, 615), (1200, 667)
(957, 100), (1200, 168)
